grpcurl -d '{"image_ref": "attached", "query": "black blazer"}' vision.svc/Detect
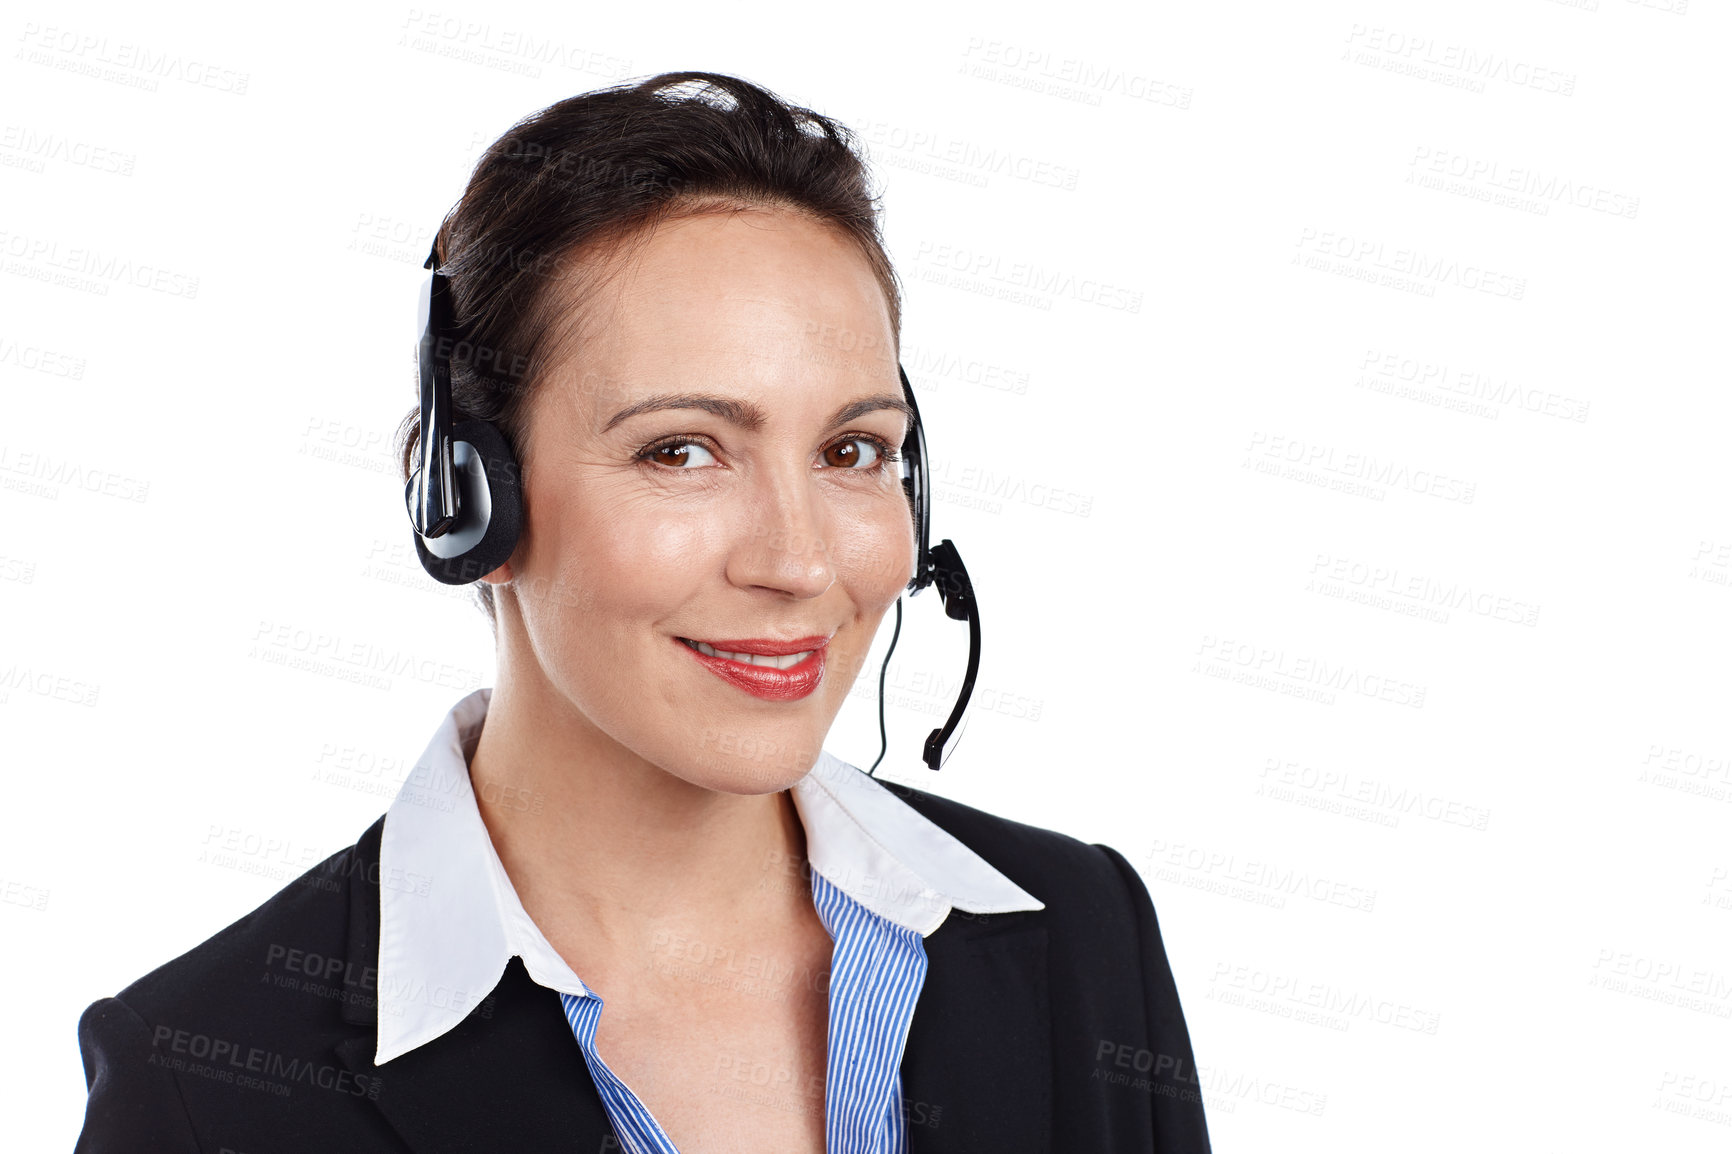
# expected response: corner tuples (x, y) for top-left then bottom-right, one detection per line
(75, 781), (1212, 1152)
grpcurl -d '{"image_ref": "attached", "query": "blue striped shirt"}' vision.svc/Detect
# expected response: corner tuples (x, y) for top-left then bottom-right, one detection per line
(559, 868), (929, 1154)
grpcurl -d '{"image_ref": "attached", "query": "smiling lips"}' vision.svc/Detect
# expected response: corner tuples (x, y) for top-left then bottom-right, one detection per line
(676, 635), (828, 701)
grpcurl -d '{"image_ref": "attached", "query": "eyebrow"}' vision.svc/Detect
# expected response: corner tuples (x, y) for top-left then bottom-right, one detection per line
(601, 391), (914, 435)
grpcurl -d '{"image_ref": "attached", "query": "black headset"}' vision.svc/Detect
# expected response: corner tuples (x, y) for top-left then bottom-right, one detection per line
(405, 241), (980, 771)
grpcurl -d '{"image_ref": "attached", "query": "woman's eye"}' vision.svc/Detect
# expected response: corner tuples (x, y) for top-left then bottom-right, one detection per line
(822, 438), (883, 470)
(640, 436), (893, 471)
(642, 440), (718, 468)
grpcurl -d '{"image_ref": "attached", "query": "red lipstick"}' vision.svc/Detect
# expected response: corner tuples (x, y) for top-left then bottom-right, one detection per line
(675, 636), (828, 701)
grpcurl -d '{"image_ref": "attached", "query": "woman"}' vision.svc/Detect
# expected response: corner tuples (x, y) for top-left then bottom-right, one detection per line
(75, 72), (1210, 1153)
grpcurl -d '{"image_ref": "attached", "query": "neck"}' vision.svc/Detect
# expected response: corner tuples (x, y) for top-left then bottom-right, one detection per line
(467, 634), (818, 976)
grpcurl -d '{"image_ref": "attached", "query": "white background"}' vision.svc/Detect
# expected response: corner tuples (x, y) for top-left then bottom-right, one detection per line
(4, 0), (1729, 1148)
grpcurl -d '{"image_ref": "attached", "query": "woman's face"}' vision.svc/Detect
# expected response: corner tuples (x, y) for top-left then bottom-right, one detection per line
(489, 206), (915, 794)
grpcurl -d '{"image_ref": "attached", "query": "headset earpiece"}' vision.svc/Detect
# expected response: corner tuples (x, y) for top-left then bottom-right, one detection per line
(405, 243), (526, 587)
(405, 417), (523, 585)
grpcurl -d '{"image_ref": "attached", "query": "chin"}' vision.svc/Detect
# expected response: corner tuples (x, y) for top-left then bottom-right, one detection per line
(666, 729), (826, 795)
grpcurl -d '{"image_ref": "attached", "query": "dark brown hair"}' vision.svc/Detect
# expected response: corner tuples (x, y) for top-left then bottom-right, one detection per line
(394, 71), (903, 626)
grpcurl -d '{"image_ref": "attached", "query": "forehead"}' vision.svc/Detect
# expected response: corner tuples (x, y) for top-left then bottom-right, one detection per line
(551, 207), (898, 422)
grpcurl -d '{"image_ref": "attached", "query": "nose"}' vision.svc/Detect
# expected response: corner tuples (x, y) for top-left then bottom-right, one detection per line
(726, 470), (837, 599)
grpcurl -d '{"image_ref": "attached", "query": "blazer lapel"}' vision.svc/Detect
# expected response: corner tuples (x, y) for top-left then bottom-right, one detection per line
(902, 910), (1053, 1153)
(323, 818), (1053, 1152)
(330, 818), (615, 1152)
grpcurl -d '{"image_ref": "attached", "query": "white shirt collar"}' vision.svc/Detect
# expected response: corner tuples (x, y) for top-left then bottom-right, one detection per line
(373, 688), (1042, 1066)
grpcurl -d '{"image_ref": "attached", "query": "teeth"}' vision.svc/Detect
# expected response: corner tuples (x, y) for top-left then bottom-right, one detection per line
(685, 639), (814, 670)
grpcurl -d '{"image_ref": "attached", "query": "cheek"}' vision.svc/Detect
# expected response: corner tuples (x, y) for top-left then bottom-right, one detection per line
(831, 496), (917, 606)
(593, 514), (714, 619)
(593, 507), (709, 588)
(523, 477), (718, 634)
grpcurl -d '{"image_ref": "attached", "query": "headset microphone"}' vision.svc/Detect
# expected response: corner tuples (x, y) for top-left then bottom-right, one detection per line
(405, 240), (980, 771)
(882, 373), (981, 773)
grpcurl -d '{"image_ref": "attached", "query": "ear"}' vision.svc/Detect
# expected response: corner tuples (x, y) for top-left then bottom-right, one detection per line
(478, 561), (513, 585)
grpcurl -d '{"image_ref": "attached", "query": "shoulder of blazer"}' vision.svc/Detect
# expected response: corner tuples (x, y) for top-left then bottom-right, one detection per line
(75, 817), (396, 1152)
(108, 814), (385, 1027)
(875, 778), (1144, 944)
(879, 782), (1213, 1152)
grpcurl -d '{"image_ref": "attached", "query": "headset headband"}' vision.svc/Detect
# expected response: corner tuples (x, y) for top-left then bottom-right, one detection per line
(408, 244), (456, 538)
